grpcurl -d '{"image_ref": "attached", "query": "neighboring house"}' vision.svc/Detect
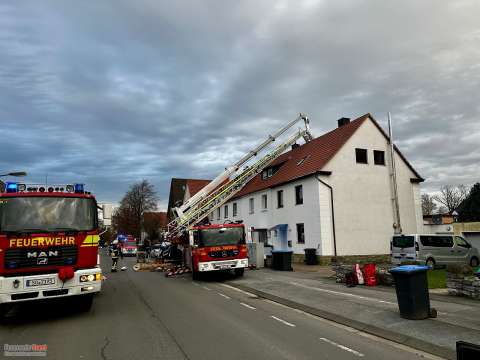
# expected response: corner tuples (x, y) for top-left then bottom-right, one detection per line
(453, 222), (480, 251)
(167, 178), (211, 222)
(210, 113), (424, 263)
(423, 214), (454, 234)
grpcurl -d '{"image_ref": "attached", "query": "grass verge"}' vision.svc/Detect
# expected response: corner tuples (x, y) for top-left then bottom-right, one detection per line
(427, 269), (446, 289)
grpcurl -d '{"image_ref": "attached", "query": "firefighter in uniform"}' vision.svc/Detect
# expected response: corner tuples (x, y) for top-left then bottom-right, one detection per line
(110, 240), (122, 272)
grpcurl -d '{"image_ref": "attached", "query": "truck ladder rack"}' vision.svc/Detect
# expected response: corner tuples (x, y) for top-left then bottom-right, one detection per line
(167, 113), (313, 238)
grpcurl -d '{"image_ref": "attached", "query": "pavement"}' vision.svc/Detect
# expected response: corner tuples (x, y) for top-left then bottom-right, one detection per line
(228, 267), (480, 360)
(0, 251), (444, 360)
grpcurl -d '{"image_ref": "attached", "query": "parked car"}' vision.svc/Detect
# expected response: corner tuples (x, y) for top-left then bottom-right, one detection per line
(391, 234), (480, 267)
(150, 244), (162, 258)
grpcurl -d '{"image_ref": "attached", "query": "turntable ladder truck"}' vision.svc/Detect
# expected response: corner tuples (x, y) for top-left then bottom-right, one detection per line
(167, 113), (313, 278)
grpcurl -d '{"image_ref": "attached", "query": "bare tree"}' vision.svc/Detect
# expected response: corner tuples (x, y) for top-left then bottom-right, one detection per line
(433, 185), (468, 213)
(114, 180), (158, 239)
(421, 193), (437, 215)
(437, 206), (448, 215)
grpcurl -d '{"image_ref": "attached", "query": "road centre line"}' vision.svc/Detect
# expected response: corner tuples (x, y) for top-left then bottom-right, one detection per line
(220, 283), (259, 297)
(202, 286), (211, 291)
(240, 302), (256, 310)
(270, 315), (296, 327)
(218, 292), (231, 299)
(220, 283), (440, 359)
(319, 337), (364, 357)
(289, 281), (396, 305)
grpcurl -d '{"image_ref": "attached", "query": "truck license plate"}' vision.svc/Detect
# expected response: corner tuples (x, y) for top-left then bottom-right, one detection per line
(26, 278), (56, 287)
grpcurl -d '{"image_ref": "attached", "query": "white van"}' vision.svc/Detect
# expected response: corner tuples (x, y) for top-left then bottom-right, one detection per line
(391, 234), (480, 267)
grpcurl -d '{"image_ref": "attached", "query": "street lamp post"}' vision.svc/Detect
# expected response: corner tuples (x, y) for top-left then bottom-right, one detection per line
(0, 171), (27, 177)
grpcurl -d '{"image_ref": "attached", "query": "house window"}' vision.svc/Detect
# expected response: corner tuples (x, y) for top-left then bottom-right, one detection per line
(249, 198), (254, 214)
(216, 208), (221, 220)
(233, 202), (238, 217)
(262, 194), (268, 210)
(261, 166), (278, 180)
(277, 190), (284, 208)
(355, 148), (368, 164)
(296, 223), (305, 244)
(374, 150), (385, 165)
(295, 185), (303, 205)
(224, 205), (228, 218)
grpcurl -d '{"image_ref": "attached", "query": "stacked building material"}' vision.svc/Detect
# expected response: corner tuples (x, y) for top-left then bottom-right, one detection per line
(447, 272), (480, 300)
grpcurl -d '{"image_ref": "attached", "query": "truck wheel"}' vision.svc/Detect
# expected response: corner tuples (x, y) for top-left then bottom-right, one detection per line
(75, 294), (94, 312)
(470, 257), (479, 268)
(192, 268), (201, 281)
(234, 268), (245, 277)
(0, 303), (11, 319)
(426, 258), (435, 269)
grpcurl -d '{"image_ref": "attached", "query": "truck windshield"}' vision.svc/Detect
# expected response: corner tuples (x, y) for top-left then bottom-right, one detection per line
(0, 196), (96, 233)
(199, 227), (245, 247)
(392, 235), (414, 248)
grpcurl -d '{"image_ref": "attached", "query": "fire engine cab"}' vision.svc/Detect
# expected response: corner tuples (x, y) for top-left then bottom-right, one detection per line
(189, 223), (248, 279)
(0, 182), (102, 316)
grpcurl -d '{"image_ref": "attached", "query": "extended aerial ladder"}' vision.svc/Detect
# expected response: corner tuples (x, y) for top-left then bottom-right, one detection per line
(167, 113), (313, 239)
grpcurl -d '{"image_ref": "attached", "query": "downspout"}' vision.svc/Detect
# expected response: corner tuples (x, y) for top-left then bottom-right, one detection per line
(388, 112), (402, 234)
(315, 175), (337, 257)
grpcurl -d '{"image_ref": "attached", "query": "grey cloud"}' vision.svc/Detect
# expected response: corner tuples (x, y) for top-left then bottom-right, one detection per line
(0, 0), (479, 204)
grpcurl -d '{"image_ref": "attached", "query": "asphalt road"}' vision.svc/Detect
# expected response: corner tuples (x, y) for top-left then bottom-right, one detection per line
(0, 251), (442, 360)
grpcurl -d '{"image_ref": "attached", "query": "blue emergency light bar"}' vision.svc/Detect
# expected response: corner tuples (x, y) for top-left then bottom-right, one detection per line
(2, 182), (87, 194)
(74, 183), (84, 193)
(6, 182), (17, 193)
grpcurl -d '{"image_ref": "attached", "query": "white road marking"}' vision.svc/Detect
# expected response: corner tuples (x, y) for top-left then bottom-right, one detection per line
(192, 282), (200, 287)
(319, 337), (364, 357)
(270, 315), (296, 327)
(240, 302), (256, 310)
(220, 283), (259, 297)
(218, 292), (231, 300)
(221, 284), (441, 359)
(289, 281), (396, 305)
(202, 286), (211, 291)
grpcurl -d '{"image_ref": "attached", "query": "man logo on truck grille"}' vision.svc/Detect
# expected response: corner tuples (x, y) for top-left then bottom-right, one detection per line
(27, 250), (59, 258)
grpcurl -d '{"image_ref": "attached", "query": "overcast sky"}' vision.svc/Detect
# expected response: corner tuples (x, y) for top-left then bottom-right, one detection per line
(1, 0), (479, 209)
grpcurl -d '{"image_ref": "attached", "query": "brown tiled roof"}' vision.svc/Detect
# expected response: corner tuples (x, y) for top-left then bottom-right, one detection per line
(233, 113), (422, 198)
(186, 179), (211, 197)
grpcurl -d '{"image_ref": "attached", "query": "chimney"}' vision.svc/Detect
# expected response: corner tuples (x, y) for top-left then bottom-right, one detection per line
(291, 143), (300, 150)
(337, 117), (350, 128)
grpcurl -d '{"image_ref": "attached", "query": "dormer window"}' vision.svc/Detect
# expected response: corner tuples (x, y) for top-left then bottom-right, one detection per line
(262, 165), (279, 180)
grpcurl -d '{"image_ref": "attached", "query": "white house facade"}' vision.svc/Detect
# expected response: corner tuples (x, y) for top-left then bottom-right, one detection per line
(210, 114), (424, 262)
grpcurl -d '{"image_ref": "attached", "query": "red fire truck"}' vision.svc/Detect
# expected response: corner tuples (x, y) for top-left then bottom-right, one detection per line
(168, 113), (313, 277)
(0, 182), (102, 316)
(189, 223), (248, 279)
